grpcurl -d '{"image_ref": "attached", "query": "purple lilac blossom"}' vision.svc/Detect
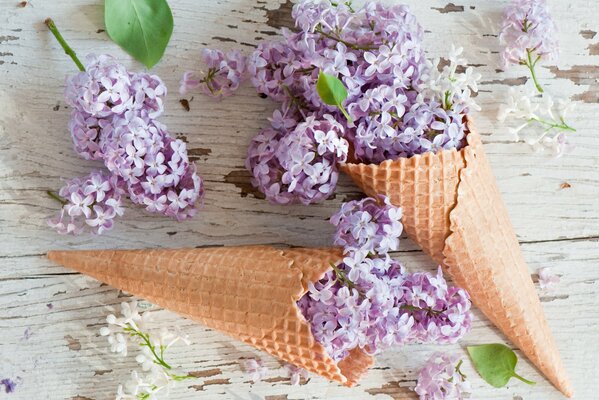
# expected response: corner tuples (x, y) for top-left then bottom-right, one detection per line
(284, 363), (309, 386)
(241, 358), (269, 383)
(401, 268), (472, 344)
(246, 113), (348, 205)
(48, 170), (125, 235)
(331, 195), (402, 255)
(499, 0), (558, 68)
(180, 49), (247, 99)
(102, 116), (203, 221)
(415, 353), (471, 400)
(237, 1), (475, 203)
(298, 196), (472, 362)
(55, 54), (205, 232)
(0, 378), (18, 394)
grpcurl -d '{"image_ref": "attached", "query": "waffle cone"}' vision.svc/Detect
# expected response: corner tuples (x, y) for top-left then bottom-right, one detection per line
(47, 246), (373, 386)
(341, 124), (572, 397)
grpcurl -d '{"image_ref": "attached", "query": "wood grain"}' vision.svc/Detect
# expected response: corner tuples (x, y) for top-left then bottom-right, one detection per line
(1, 1), (598, 399)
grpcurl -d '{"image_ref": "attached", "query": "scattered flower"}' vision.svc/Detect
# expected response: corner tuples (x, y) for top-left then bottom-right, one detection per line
(284, 363), (309, 386)
(22, 327), (33, 340)
(415, 353), (471, 400)
(497, 83), (576, 156)
(537, 267), (560, 291)
(180, 49), (247, 99)
(100, 301), (196, 399)
(0, 378), (19, 394)
(499, 0), (558, 92)
(241, 358), (269, 383)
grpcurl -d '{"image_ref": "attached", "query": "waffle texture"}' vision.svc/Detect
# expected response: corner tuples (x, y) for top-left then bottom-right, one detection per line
(341, 124), (572, 397)
(47, 246), (373, 386)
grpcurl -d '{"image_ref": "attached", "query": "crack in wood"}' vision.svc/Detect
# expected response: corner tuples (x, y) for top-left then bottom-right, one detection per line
(188, 368), (222, 378)
(224, 170), (265, 199)
(588, 43), (599, 55)
(189, 378), (230, 391)
(481, 76), (528, 86)
(432, 3), (465, 14)
(365, 381), (417, 399)
(64, 334), (81, 351)
(580, 30), (597, 39)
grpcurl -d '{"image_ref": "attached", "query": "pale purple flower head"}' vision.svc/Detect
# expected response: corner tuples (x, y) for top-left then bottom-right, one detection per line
(246, 113), (348, 205)
(499, 0), (558, 68)
(180, 49), (247, 99)
(331, 195), (403, 255)
(241, 358), (269, 383)
(401, 267), (472, 344)
(65, 54), (166, 120)
(537, 267), (560, 290)
(415, 353), (471, 400)
(102, 116), (204, 221)
(48, 170), (125, 235)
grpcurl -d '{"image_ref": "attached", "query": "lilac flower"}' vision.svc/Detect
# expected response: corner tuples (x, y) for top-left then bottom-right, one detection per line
(298, 196), (471, 363)
(0, 378), (19, 394)
(331, 196), (403, 254)
(246, 114), (348, 205)
(500, 0), (558, 92)
(415, 353), (471, 400)
(48, 170), (125, 235)
(180, 49), (247, 99)
(537, 267), (560, 291)
(241, 358), (269, 383)
(65, 54), (167, 120)
(103, 116), (204, 221)
(401, 268), (472, 344)
(284, 363), (309, 386)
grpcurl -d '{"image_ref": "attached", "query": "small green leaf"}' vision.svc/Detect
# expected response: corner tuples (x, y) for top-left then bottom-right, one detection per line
(104, 0), (173, 69)
(316, 71), (352, 123)
(467, 344), (536, 388)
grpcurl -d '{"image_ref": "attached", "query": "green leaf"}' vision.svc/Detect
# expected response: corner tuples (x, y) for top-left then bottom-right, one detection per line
(316, 71), (352, 123)
(104, 0), (173, 69)
(467, 344), (536, 388)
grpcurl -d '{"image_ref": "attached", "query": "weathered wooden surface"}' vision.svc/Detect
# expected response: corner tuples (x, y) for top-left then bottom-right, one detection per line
(1, 0), (598, 399)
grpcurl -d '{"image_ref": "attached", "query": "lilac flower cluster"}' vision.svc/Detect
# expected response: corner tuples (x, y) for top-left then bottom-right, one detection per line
(180, 49), (246, 99)
(245, 113), (348, 204)
(499, 0), (558, 68)
(50, 55), (204, 234)
(187, 0), (478, 204)
(48, 171), (124, 235)
(415, 353), (471, 400)
(298, 196), (472, 362)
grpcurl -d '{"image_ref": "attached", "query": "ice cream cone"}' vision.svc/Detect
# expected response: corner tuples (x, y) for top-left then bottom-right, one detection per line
(340, 123), (572, 397)
(47, 246), (373, 386)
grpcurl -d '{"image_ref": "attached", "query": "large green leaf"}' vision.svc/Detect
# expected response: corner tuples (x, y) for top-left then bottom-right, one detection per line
(105, 0), (173, 69)
(467, 344), (536, 388)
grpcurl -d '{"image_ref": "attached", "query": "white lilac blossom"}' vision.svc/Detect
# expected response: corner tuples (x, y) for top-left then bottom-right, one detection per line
(245, 113), (348, 205)
(180, 48), (247, 99)
(415, 353), (471, 400)
(499, 0), (558, 92)
(48, 170), (125, 235)
(498, 83), (576, 157)
(537, 267), (560, 291)
(298, 196), (472, 362)
(101, 301), (196, 399)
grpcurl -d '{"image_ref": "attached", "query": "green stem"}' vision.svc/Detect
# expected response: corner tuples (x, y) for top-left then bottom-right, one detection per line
(47, 190), (68, 206)
(315, 26), (375, 51)
(528, 117), (576, 132)
(512, 372), (536, 385)
(44, 18), (85, 72)
(337, 104), (353, 125)
(400, 304), (445, 316)
(125, 326), (172, 370)
(525, 50), (543, 93)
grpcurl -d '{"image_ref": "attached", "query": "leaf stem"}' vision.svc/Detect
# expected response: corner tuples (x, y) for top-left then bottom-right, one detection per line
(44, 18), (85, 71)
(524, 49), (543, 93)
(124, 326), (172, 370)
(512, 372), (536, 385)
(528, 117), (576, 132)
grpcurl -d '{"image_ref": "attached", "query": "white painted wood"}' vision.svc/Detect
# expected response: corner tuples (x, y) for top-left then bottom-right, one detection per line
(1, 0), (598, 399)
